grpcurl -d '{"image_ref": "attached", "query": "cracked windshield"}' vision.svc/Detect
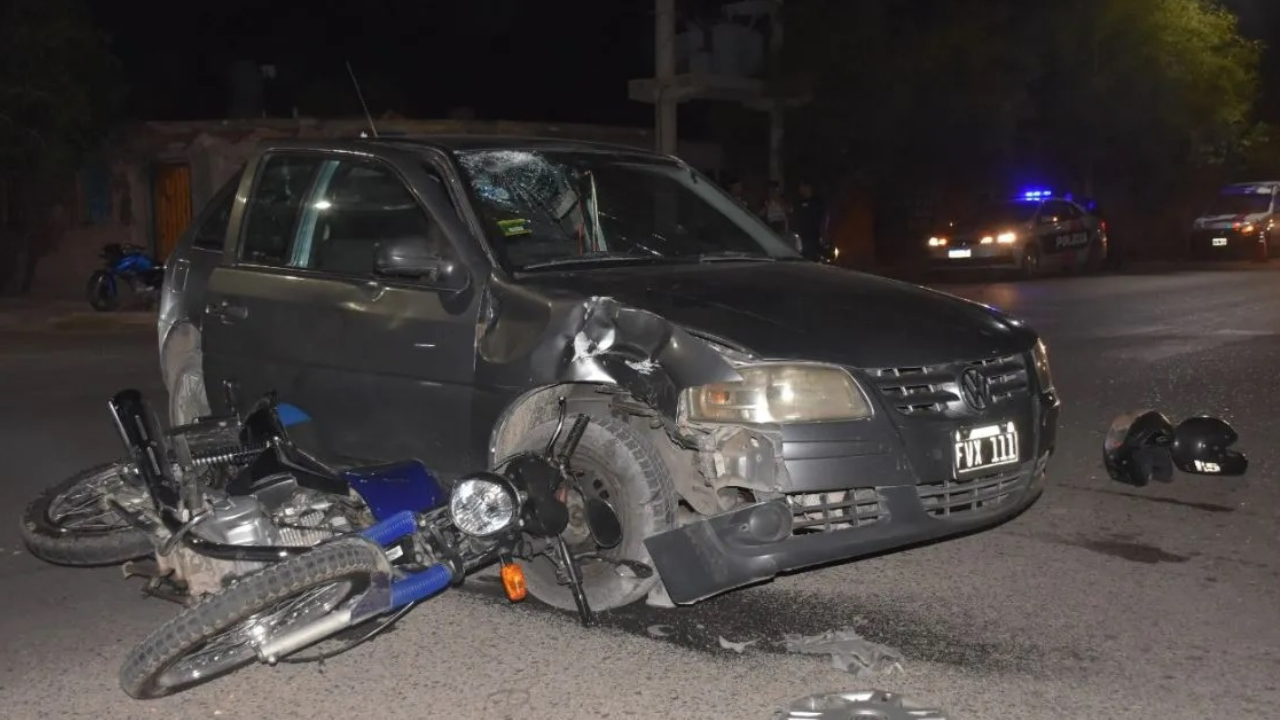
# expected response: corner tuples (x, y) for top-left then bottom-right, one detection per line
(457, 149), (799, 270)
(3, 1), (1277, 719)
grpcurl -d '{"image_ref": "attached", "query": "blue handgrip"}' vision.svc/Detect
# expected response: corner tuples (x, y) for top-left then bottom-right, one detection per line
(389, 564), (453, 609)
(359, 510), (418, 547)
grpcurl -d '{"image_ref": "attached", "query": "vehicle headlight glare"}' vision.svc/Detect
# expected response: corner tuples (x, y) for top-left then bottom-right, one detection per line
(1032, 338), (1054, 393)
(928, 236), (947, 247)
(684, 364), (872, 423)
(449, 474), (518, 537)
(997, 231), (1017, 244)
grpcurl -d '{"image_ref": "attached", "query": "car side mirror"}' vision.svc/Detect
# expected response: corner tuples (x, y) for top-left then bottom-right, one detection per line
(374, 235), (464, 288)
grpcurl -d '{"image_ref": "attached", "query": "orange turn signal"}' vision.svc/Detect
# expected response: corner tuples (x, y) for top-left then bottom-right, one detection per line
(501, 562), (527, 602)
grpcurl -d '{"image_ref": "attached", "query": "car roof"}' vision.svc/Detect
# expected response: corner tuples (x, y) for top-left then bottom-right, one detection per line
(1220, 181), (1280, 192)
(368, 134), (667, 157)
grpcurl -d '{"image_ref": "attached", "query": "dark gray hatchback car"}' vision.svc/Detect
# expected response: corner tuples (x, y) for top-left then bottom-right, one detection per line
(158, 136), (1059, 611)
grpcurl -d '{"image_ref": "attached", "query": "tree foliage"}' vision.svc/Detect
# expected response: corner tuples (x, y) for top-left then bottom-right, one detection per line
(0, 0), (125, 175)
(784, 0), (1264, 197)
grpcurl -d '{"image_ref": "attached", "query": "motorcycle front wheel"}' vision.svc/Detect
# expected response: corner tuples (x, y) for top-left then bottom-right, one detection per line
(119, 537), (385, 699)
(87, 270), (119, 312)
(20, 461), (154, 566)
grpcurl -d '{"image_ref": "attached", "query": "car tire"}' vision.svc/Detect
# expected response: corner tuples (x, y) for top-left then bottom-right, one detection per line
(169, 350), (211, 427)
(1020, 244), (1041, 279)
(502, 414), (677, 614)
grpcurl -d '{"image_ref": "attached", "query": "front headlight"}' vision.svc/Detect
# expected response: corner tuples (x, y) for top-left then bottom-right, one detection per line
(1031, 338), (1054, 393)
(449, 473), (518, 537)
(683, 363), (872, 424)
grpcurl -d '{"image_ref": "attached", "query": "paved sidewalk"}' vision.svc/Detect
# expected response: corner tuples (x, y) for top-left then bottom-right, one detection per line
(0, 298), (156, 333)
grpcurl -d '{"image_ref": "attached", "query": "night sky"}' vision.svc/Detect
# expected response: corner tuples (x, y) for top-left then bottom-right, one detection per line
(91, 0), (715, 126)
(94, 1), (1280, 128)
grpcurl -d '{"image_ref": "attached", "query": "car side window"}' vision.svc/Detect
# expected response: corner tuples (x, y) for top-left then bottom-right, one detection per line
(239, 154), (324, 266)
(289, 158), (451, 278)
(193, 171), (242, 250)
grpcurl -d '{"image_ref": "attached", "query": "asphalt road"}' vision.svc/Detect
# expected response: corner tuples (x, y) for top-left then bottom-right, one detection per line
(2, 265), (1278, 720)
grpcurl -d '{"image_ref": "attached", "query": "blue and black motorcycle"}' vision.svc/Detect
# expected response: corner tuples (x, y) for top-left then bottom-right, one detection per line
(86, 242), (164, 311)
(19, 382), (620, 699)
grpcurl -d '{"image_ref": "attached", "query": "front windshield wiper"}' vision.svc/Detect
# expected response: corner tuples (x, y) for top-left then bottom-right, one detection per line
(520, 252), (668, 270)
(686, 251), (778, 263)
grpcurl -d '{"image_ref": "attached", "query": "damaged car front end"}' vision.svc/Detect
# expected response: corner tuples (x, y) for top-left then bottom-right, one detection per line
(451, 143), (1061, 606)
(642, 333), (1059, 604)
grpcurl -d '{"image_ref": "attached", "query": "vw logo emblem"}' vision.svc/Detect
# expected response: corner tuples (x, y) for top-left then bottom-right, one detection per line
(959, 367), (992, 411)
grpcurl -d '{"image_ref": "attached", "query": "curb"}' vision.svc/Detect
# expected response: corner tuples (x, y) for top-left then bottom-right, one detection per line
(0, 308), (156, 333)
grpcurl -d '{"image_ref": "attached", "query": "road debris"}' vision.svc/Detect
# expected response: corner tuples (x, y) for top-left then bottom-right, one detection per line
(781, 629), (905, 677)
(646, 624), (674, 638)
(772, 690), (949, 720)
(717, 636), (758, 653)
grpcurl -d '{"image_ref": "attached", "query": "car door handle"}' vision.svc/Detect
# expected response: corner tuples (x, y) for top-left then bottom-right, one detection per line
(206, 301), (248, 322)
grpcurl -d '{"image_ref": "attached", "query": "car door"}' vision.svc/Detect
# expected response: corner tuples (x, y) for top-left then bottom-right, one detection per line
(201, 148), (482, 473)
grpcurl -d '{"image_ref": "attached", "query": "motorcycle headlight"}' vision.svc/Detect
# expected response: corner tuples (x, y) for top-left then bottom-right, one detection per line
(449, 473), (518, 537)
(683, 363), (872, 424)
(1031, 338), (1054, 393)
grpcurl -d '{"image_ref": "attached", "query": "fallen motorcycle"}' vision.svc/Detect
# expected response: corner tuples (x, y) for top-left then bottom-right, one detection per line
(117, 398), (629, 699)
(1103, 409), (1248, 486)
(19, 388), (385, 601)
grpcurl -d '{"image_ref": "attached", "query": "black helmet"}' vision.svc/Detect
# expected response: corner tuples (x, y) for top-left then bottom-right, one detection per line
(1103, 410), (1175, 487)
(1170, 416), (1248, 476)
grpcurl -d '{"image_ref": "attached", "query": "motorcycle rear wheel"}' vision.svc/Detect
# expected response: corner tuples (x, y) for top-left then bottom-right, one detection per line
(119, 537), (385, 699)
(87, 270), (119, 312)
(20, 461), (154, 566)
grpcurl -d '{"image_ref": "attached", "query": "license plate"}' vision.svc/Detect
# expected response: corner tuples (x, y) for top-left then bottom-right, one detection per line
(953, 422), (1020, 476)
(948, 248), (972, 259)
(1212, 237), (1228, 246)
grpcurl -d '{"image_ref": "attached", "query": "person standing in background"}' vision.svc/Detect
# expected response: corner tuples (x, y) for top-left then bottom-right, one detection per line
(764, 181), (790, 235)
(793, 180), (827, 260)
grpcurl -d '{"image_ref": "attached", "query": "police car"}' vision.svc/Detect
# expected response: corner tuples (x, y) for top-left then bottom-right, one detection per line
(926, 191), (1108, 278)
(1189, 181), (1279, 261)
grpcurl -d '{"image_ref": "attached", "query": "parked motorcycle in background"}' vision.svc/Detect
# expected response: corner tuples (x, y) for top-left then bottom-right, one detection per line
(87, 242), (164, 311)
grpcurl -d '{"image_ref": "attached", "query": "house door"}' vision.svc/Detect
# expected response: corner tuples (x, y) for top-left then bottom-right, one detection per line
(153, 163), (192, 261)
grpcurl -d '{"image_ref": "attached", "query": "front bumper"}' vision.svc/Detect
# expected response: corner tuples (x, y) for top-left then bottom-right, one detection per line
(646, 364), (1060, 605)
(926, 243), (1021, 269)
(1189, 229), (1265, 259)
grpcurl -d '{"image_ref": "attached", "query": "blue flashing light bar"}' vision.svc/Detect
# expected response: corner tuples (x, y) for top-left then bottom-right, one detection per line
(1019, 189), (1053, 200)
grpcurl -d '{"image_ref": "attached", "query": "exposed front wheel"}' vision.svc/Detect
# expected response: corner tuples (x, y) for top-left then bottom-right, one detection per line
(119, 537), (385, 699)
(20, 461), (154, 566)
(86, 271), (119, 311)
(505, 414), (677, 614)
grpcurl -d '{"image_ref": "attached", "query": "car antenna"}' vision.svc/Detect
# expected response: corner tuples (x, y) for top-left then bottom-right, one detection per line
(346, 60), (379, 138)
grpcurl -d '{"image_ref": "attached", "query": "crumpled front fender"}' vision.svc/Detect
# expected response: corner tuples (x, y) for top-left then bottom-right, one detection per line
(479, 289), (743, 418)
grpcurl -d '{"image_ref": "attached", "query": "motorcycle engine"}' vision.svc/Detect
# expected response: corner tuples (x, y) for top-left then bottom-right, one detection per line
(158, 483), (358, 599)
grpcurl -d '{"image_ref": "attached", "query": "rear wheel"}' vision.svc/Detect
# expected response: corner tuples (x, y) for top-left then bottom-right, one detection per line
(1086, 236), (1106, 273)
(86, 271), (119, 311)
(503, 414), (677, 613)
(20, 461), (154, 566)
(119, 537), (385, 699)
